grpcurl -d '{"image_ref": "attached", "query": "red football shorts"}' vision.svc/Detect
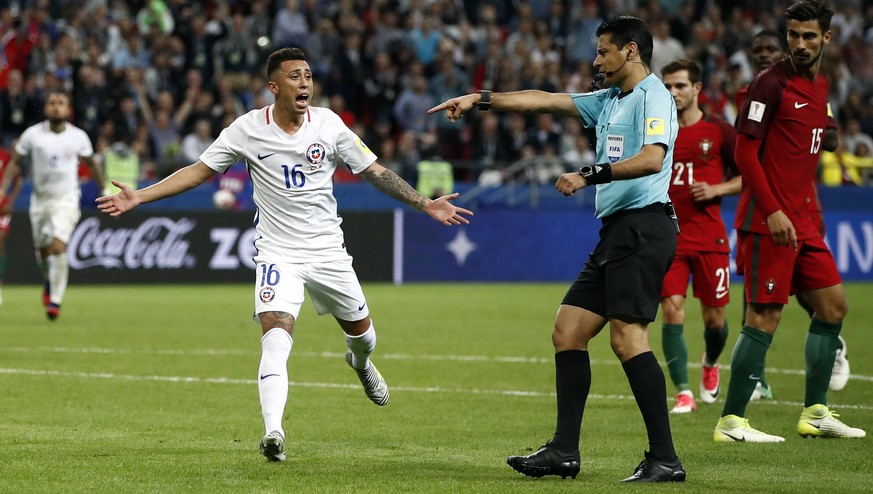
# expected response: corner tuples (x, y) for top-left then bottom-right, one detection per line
(661, 250), (731, 306)
(737, 231), (841, 304)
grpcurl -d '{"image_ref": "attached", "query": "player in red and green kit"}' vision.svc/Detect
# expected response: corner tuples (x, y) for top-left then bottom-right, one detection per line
(714, 0), (865, 442)
(735, 29), (848, 401)
(659, 59), (740, 414)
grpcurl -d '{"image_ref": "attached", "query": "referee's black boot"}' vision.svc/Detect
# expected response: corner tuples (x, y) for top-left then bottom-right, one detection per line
(620, 451), (686, 482)
(506, 441), (580, 479)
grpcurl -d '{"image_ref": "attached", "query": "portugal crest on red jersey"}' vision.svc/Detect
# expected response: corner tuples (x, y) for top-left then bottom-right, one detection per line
(699, 139), (713, 160)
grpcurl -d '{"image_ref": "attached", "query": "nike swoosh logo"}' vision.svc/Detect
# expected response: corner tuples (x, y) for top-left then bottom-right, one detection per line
(258, 152), (276, 160)
(749, 374), (760, 380)
(722, 431), (746, 442)
(794, 102), (808, 108)
(259, 373), (280, 380)
(357, 304), (366, 311)
(716, 290), (729, 299)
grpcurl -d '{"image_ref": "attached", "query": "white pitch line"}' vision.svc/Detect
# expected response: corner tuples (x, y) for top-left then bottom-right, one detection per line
(6, 346), (873, 384)
(0, 367), (871, 412)
(6, 346), (253, 356)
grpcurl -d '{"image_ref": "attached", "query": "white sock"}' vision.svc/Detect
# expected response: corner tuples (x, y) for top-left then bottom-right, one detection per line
(46, 254), (68, 305)
(258, 328), (293, 436)
(345, 322), (376, 370)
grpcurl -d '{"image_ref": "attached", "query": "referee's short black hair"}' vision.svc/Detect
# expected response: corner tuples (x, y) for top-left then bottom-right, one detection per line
(596, 16), (653, 66)
(785, 0), (835, 32)
(266, 47), (308, 78)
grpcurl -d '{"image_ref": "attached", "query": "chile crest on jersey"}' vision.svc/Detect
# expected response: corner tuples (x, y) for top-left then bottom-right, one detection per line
(306, 143), (326, 170)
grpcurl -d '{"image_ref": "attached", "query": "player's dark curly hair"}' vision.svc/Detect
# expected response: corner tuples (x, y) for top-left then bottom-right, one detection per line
(595, 16), (653, 66)
(785, 0), (835, 32)
(266, 47), (307, 78)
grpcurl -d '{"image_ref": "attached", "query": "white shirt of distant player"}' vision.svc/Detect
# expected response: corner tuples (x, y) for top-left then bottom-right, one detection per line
(15, 121), (93, 207)
(200, 105), (377, 262)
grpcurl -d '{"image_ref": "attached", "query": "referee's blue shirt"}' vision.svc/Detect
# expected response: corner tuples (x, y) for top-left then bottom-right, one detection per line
(571, 74), (678, 219)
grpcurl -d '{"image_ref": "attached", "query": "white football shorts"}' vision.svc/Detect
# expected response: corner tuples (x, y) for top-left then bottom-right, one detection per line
(28, 201), (81, 247)
(253, 255), (369, 322)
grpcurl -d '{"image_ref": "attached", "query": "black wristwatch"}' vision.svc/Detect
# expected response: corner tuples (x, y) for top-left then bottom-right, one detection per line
(477, 90), (491, 111)
(578, 163), (613, 185)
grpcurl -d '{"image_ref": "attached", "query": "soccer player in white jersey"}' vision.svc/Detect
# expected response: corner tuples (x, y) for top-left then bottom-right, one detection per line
(96, 47), (473, 462)
(0, 92), (105, 320)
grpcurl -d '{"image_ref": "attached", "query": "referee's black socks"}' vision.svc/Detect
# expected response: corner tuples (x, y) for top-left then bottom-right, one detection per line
(551, 350), (590, 452)
(623, 351), (677, 462)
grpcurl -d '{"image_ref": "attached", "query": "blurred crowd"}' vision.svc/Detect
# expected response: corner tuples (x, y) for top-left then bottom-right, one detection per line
(2, 0), (873, 188)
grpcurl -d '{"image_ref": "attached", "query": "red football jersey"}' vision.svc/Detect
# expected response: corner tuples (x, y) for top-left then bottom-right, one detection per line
(737, 69), (836, 234)
(670, 114), (736, 253)
(736, 81), (836, 131)
(734, 60), (830, 240)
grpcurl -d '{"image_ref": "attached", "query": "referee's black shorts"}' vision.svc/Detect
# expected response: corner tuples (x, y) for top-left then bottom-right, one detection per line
(562, 203), (677, 322)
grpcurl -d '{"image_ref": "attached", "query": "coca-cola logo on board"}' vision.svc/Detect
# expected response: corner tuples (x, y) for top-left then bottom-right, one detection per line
(68, 217), (197, 269)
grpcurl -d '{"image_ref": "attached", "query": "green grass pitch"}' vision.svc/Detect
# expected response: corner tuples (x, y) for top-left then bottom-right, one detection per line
(0, 282), (871, 493)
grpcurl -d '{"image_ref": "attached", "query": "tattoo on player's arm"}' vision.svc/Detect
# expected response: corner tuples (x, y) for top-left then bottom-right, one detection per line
(363, 167), (428, 211)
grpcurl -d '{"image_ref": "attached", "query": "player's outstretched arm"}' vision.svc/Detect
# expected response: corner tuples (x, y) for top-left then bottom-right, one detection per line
(361, 163), (473, 226)
(426, 93), (479, 123)
(423, 193), (473, 225)
(96, 180), (139, 216)
(96, 161), (217, 216)
(427, 90), (577, 123)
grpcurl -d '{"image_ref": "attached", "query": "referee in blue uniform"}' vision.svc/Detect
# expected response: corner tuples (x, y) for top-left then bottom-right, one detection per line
(428, 16), (684, 483)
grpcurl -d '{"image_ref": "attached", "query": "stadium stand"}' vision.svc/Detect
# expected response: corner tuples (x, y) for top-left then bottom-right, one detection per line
(2, 0), (873, 206)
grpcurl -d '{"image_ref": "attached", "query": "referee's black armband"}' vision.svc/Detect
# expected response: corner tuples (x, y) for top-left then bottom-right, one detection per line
(578, 163), (612, 185)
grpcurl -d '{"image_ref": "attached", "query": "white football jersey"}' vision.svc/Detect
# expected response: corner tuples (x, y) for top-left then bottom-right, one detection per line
(16, 121), (93, 208)
(200, 105), (377, 262)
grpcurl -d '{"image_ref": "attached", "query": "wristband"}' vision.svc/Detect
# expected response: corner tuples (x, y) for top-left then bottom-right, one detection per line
(578, 163), (612, 185)
(477, 90), (491, 111)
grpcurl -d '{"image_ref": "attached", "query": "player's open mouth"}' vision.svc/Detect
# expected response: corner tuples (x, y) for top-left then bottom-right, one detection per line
(296, 94), (309, 105)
